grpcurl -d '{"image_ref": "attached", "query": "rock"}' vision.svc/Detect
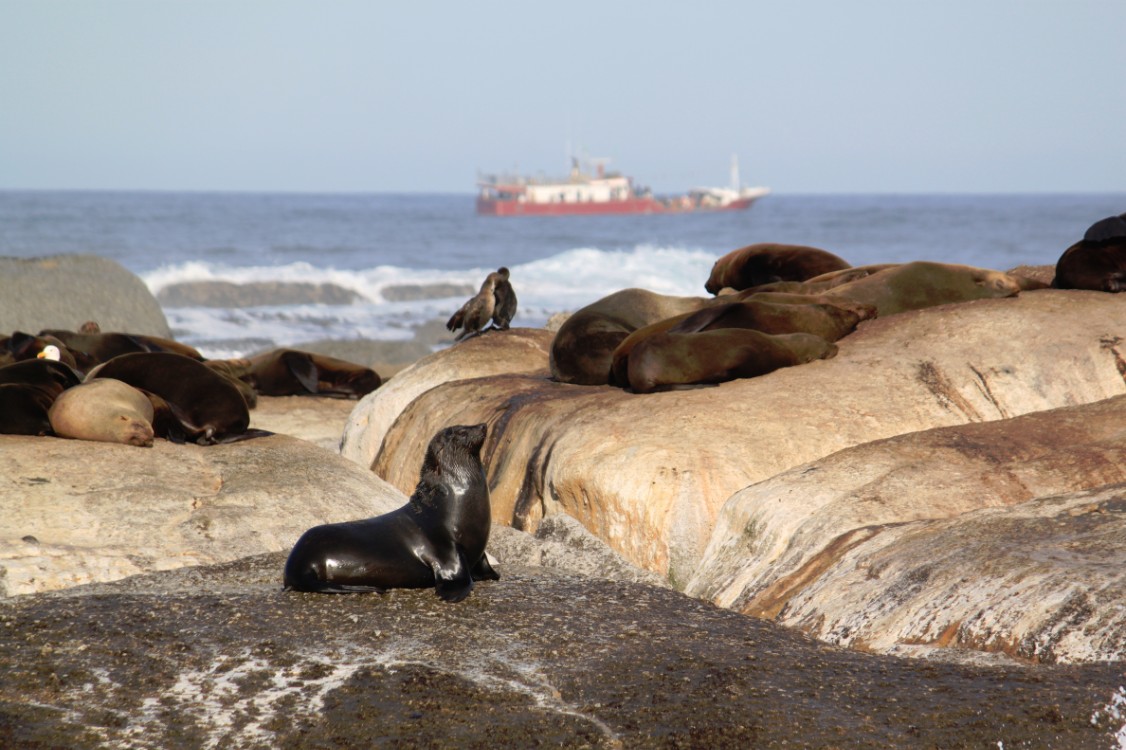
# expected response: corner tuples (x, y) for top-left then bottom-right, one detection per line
(0, 433), (404, 597)
(361, 291), (1126, 585)
(248, 395), (360, 451)
(0, 254), (170, 337)
(339, 327), (553, 467)
(156, 280), (363, 307)
(380, 281), (475, 302)
(685, 395), (1126, 663)
(2, 553), (1124, 748)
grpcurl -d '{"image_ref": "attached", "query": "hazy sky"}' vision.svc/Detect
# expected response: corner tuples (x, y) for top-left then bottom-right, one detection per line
(2, 1), (1124, 194)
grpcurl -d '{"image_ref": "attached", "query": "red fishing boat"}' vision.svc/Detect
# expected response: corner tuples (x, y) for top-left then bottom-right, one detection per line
(476, 155), (769, 217)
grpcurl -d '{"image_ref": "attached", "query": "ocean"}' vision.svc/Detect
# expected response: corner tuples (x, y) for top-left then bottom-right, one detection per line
(1, 190), (1123, 359)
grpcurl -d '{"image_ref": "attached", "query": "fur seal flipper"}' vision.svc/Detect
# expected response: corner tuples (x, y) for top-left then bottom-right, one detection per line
(284, 423), (497, 601)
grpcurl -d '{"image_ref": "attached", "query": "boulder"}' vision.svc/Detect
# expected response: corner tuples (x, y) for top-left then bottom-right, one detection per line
(339, 327), (553, 466)
(360, 291), (1126, 585)
(0, 255), (170, 337)
(0, 433), (404, 597)
(686, 395), (1126, 663)
(3, 553), (1124, 748)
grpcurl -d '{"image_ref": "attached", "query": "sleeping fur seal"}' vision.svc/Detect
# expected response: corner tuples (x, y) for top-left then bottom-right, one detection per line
(284, 423), (499, 602)
(705, 243), (851, 294)
(89, 352), (262, 444)
(240, 349), (381, 399)
(818, 261), (1023, 316)
(0, 359), (83, 435)
(1053, 214), (1126, 292)
(39, 329), (203, 374)
(609, 297), (872, 387)
(550, 288), (712, 385)
(48, 378), (155, 447)
(626, 329), (838, 394)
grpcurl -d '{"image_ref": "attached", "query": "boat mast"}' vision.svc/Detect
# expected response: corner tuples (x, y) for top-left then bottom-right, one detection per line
(730, 154), (741, 191)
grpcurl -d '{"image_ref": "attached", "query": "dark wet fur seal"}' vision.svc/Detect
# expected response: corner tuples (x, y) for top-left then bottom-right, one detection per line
(284, 423), (499, 602)
(1, 331), (79, 369)
(89, 352), (267, 445)
(626, 329), (838, 394)
(240, 349), (381, 399)
(0, 359), (82, 435)
(705, 243), (851, 294)
(1053, 214), (1126, 292)
(39, 329), (203, 374)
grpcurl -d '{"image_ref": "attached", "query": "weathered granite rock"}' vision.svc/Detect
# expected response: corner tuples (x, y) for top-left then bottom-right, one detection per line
(3, 553), (1124, 748)
(340, 327), (553, 467)
(360, 291), (1126, 585)
(0, 255), (170, 337)
(0, 434), (404, 597)
(685, 395), (1126, 663)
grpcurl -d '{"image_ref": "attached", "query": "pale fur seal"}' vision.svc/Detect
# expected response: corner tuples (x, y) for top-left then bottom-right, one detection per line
(284, 423), (499, 602)
(48, 378), (155, 447)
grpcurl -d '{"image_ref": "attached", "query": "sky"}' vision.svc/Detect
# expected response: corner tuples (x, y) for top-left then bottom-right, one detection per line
(1, 0), (1124, 195)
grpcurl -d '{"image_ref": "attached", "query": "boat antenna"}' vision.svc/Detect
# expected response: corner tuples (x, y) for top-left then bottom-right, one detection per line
(730, 154), (741, 190)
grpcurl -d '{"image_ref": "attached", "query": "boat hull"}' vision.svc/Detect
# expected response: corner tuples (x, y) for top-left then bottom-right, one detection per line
(476, 195), (761, 217)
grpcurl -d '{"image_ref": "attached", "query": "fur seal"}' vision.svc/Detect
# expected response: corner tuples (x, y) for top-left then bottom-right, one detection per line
(626, 329), (838, 393)
(239, 349), (381, 399)
(284, 423), (499, 601)
(39, 329), (203, 374)
(609, 297), (872, 387)
(1053, 215), (1126, 292)
(447, 273), (499, 341)
(705, 243), (851, 294)
(550, 288), (712, 385)
(89, 352), (262, 444)
(0, 359), (83, 435)
(48, 378), (155, 447)
(815, 261), (1022, 316)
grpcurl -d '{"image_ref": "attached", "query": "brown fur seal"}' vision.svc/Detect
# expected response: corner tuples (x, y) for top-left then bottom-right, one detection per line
(819, 261), (1023, 316)
(705, 243), (851, 294)
(609, 298), (872, 387)
(1, 332), (79, 369)
(202, 359), (259, 409)
(447, 273), (499, 341)
(0, 359), (83, 435)
(48, 378), (155, 447)
(1053, 215), (1126, 292)
(550, 288), (712, 385)
(239, 349), (381, 399)
(39, 329), (204, 374)
(626, 329), (838, 394)
(89, 352), (263, 445)
(284, 423), (499, 602)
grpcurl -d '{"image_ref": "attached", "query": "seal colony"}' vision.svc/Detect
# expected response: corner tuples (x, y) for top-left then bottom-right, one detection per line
(0, 324), (383, 444)
(284, 423), (499, 602)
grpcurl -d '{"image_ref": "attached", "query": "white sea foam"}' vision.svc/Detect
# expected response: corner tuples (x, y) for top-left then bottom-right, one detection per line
(143, 245), (717, 358)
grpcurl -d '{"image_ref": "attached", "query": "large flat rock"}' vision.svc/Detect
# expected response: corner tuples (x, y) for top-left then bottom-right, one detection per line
(355, 291), (1126, 585)
(2, 554), (1124, 748)
(686, 395), (1126, 663)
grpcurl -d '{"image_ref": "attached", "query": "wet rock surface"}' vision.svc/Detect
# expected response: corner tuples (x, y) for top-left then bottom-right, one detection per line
(3, 554), (1125, 749)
